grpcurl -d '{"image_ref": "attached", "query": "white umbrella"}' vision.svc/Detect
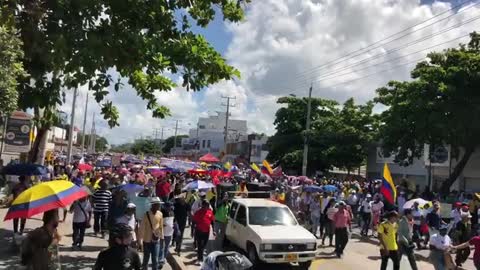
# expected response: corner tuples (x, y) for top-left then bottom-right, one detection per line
(403, 198), (430, 209)
(182, 180), (215, 191)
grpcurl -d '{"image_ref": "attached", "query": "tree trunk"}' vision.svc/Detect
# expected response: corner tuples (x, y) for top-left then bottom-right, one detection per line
(440, 146), (475, 195)
(28, 126), (49, 164)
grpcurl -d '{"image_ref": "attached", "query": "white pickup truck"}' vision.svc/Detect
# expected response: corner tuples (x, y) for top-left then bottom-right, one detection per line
(225, 198), (317, 269)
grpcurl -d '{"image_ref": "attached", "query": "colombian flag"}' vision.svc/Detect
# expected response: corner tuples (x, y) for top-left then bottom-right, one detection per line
(250, 163), (261, 173)
(262, 160), (273, 175)
(380, 163), (397, 205)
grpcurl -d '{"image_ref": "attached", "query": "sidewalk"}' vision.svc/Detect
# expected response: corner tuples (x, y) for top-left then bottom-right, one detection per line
(0, 208), (173, 270)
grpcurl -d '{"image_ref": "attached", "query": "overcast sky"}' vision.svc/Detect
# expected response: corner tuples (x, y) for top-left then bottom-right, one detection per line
(59, 0), (479, 145)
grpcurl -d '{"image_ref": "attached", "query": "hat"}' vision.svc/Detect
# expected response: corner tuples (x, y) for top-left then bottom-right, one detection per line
(149, 197), (161, 205)
(366, 194), (372, 198)
(454, 202), (462, 207)
(337, 201), (346, 206)
(199, 191), (207, 196)
(127, 203), (136, 208)
(387, 210), (399, 218)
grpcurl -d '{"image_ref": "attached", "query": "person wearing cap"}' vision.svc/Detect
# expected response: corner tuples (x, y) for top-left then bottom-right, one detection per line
(429, 224), (454, 270)
(193, 200), (215, 263)
(139, 197), (164, 270)
(359, 194), (372, 236)
(116, 203), (137, 247)
(411, 201), (424, 249)
(451, 202), (463, 226)
(332, 201), (351, 258)
(454, 211), (472, 267)
(378, 211), (400, 270)
(94, 223), (141, 270)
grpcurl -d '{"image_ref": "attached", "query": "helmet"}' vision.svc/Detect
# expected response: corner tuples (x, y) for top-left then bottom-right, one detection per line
(109, 223), (132, 240)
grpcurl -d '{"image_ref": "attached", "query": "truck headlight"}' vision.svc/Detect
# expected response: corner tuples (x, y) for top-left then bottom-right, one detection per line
(261, 244), (273, 251)
(306, 243), (316, 250)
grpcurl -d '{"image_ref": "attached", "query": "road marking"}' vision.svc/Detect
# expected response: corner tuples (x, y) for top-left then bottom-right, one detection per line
(310, 258), (325, 269)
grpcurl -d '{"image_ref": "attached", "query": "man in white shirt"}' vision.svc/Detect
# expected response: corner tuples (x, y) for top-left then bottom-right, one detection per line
(429, 225), (452, 270)
(70, 197), (92, 250)
(360, 194), (372, 236)
(116, 203), (137, 245)
(397, 191), (406, 214)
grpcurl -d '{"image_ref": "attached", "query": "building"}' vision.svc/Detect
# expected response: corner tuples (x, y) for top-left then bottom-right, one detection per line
(182, 112), (248, 157)
(367, 143), (480, 192)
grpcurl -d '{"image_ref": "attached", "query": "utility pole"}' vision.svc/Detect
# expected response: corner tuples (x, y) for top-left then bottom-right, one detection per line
(221, 96), (236, 153)
(153, 128), (161, 156)
(173, 120), (179, 150)
(81, 92), (89, 155)
(66, 88), (78, 164)
(89, 113), (95, 153)
(302, 85), (313, 176)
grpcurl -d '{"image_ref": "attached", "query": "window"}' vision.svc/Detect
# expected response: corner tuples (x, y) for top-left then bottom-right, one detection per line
(229, 202), (239, 219)
(248, 207), (297, 226)
(235, 205), (247, 226)
(207, 140), (211, 148)
(202, 140), (205, 148)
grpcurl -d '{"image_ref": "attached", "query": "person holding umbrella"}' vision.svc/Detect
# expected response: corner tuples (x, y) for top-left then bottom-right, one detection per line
(12, 175), (29, 235)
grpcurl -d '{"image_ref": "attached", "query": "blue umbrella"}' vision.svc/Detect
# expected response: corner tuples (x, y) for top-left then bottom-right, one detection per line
(116, 183), (144, 194)
(2, 163), (47, 176)
(303, 185), (323, 193)
(95, 159), (112, 168)
(323, 185), (338, 193)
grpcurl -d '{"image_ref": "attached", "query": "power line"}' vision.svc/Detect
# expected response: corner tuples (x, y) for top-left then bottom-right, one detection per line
(288, 0), (480, 82)
(278, 13), (480, 89)
(251, 33), (471, 104)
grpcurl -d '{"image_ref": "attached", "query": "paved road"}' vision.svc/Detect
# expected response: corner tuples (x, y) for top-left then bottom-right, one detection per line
(172, 226), (475, 270)
(0, 208), (172, 270)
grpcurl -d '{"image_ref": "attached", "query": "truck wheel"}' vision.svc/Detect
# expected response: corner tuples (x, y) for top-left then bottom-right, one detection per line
(247, 243), (260, 266)
(299, 261), (312, 270)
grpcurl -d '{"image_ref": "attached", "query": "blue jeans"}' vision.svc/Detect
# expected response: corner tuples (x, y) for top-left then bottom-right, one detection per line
(311, 215), (320, 237)
(143, 241), (159, 270)
(158, 236), (172, 264)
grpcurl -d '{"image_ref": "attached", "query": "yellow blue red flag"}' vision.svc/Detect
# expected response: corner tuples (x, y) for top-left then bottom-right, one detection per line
(380, 163), (397, 204)
(262, 160), (273, 175)
(250, 163), (261, 173)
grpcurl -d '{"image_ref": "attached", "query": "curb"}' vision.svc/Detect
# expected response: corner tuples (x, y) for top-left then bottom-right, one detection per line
(167, 250), (187, 270)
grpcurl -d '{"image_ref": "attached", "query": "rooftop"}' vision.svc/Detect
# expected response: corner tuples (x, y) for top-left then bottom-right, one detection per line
(233, 198), (287, 208)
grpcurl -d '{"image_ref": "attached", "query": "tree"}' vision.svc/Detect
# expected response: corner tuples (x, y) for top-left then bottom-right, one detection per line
(163, 135), (188, 153)
(0, 25), (26, 117)
(110, 143), (133, 153)
(4, 0), (248, 163)
(131, 139), (163, 155)
(267, 96), (376, 175)
(375, 32), (480, 194)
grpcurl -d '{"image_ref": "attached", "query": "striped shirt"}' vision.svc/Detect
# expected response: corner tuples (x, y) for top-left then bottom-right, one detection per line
(92, 189), (112, 212)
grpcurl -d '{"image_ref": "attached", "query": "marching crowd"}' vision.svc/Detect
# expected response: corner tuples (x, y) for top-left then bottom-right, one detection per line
(5, 162), (480, 270)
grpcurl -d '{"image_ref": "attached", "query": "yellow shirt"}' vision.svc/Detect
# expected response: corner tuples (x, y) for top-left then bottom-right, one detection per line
(378, 221), (398, 251)
(139, 211), (164, 243)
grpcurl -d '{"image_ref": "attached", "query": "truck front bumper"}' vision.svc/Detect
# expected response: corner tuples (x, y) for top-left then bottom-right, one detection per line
(259, 251), (316, 263)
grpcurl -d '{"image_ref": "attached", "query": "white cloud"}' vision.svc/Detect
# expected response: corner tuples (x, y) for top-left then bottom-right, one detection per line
(61, 0), (480, 143)
(221, 0), (480, 135)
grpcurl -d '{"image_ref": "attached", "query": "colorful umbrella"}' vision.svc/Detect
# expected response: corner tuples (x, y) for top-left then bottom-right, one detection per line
(116, 183), (144, 194)
(182, 180), (215, 191)
(199, 153), (220, 163)
(303, 185), (323, 193)
(78, 163), (93, 171)
(4, 180), (89, 220)
(2, 163), (47, 176)
(322, 185), (338, 193)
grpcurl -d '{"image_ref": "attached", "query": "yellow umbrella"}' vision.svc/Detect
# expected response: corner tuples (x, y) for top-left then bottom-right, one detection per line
(4, 180), (88, 220)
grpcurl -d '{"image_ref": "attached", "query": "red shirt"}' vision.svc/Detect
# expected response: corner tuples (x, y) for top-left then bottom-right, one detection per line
(156, 181), (171, 197)
(193, 208), (214, 233)
(469, 236), (480, 263)
(333, 209), (351, 228)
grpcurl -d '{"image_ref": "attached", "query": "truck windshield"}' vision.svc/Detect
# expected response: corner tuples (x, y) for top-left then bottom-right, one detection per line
(248, 207), (297, 226)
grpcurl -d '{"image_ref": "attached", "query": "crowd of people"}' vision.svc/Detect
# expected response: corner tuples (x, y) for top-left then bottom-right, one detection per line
(4, 160), (480, 270)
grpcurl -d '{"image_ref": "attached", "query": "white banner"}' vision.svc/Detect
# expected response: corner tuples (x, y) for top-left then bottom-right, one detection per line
(376, 147), (395, 164)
